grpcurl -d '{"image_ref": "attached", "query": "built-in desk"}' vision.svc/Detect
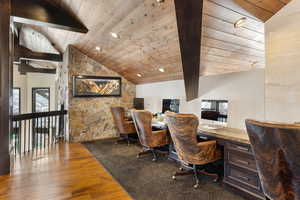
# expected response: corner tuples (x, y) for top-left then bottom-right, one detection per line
(198, 126), (250, 144)
(169, 126), (265, 200)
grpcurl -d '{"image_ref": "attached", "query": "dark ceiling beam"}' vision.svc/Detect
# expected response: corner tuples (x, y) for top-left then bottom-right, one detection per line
(14, 43), (63, 63)
(174, 0), (203, 101)
(18, 60), (56, 75)
(11, 0), (88, 34)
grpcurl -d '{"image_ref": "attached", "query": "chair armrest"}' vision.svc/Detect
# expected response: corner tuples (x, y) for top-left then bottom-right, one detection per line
(150, 129), (169, 146)
(194, 140), (221, 164)
(152, 129), (168, 136)
(124, 120), (134, 125)
(197, 140), (217, 153)
(123, 121), (136, 134)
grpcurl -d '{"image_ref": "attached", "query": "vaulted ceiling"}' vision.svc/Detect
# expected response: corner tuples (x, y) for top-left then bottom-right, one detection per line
(22, 0), (291, 84)
(233, 0), (292, 22)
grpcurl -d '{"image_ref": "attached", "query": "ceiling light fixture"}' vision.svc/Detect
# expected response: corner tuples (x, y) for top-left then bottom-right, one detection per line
(234, 17), (247, 28)
(159, 68), (165, 72)
(95, 46), (101, 51)
(137, 73), (142, 77)
(156, 0), (165, 3)
(111, 32), (120, 39)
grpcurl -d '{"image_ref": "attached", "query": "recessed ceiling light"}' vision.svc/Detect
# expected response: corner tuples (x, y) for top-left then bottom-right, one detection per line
(95, 46), (101, 51)
(234, 17), (247, 28)
(137, 73), (142, 77)
(156, 0), (165, 3)
(159, 68), (165, 72)
(111, 32), (120, 39)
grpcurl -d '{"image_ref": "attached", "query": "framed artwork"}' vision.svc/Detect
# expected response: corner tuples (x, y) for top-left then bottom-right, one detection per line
(73, 75), (122, 97)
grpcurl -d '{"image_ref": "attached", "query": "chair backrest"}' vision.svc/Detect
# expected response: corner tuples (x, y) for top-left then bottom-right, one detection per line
(110, 106), (126, 134)
(165, 112), (200, 164)
(245, 119), (300, 200)
(131, 110), (154, 147)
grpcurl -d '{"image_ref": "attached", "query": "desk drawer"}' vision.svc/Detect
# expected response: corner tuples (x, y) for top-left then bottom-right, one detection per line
(226, 164), (261, 191)
(228, 151), (257, 172)
(227, 142), (252, 154)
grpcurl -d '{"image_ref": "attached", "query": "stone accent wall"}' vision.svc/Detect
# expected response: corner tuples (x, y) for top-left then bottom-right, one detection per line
(67, 46), (136, 142)
(56, 49), (69, 109)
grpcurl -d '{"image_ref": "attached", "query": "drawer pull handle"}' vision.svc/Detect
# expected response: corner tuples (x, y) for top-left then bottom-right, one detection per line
(237, 160), (249, 165)
(236, 146), (249, 152)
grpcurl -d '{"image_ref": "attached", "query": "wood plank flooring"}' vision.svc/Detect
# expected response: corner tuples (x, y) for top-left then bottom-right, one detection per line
(0, 143), (132, 200)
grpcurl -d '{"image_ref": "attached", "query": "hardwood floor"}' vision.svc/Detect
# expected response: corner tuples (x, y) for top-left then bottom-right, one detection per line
(0, 143), (132, 200)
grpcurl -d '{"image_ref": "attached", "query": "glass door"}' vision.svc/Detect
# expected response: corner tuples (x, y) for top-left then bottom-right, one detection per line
(32, 88), (50, 113)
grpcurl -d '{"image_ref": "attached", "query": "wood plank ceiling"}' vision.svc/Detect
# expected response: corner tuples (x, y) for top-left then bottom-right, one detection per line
(24, 0), (291, 84)
(233, 0), (292, 22)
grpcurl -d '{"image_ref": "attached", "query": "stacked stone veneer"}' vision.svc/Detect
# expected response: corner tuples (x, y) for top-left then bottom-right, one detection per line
(67, 46), (136, 142)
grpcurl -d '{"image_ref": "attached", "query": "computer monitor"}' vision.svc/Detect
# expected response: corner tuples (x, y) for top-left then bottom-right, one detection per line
(201, 100), (228, 123)
(162, 99), (180, 113)
(134, 98), (144, 110)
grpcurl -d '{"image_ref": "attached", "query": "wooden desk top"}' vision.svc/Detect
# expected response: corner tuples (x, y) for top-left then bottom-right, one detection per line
(198, 125), (250, 144)
(151, 118), (250, 144)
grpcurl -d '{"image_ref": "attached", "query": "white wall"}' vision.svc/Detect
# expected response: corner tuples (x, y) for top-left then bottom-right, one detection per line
(265, 0), (300, 123)
(137, 69), (265, 130)
(13, 66), (27, 114)
(13, 66), (57, 114)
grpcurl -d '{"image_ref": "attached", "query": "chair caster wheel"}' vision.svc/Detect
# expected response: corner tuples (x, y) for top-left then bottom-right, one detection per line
(193, 184), (199, 189)
(213, 178), (219, 183)
(172, 176), (176, 180)
(179, 167), (184, 171)
(152, 158), (157, 162)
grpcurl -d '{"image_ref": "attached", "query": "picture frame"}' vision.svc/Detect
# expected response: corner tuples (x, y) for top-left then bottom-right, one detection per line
(73, 75), (122, 97)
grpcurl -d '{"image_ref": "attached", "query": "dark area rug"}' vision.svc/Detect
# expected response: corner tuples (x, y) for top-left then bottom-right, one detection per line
(83, 139), (245, 200)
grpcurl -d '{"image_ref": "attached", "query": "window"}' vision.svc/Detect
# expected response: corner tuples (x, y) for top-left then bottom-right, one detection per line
(13, 88), (21, 115)
(32, 88), (50, 113)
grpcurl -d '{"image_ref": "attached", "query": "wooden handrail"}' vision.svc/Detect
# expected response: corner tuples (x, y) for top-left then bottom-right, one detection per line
(11, 110), (67, 121)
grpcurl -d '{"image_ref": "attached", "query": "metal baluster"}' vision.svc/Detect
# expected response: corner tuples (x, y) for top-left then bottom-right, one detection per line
(19, 121), (22, 155)
(36, 118), (39, 153)
(54, 116), (57, 142)
(64, 114), (67, 142)
(36, 118), (39, 151)
(39, 117), (42, 151)
(14, 121), (17, 155)
(9, 121), (11, 154)
(32, 118), (36, 153)
(63, 115), (65, 142)
(47, 116), (49, 148)
(24, 120), (27, 154)
(43, 117), (46, 149)
(28, 119), (31, 153)
(40, 117), (42, 151)
(51, 116), (54, 143)
(34, 118), (37, 152)
(41, 117), (43, 150)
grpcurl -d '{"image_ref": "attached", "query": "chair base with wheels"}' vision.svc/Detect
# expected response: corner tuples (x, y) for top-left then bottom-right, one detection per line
(115, 133), (137, 145)
(172, 163), (219, 188)
(131, 110), (170, 162)
(137, 146), (168, 162)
